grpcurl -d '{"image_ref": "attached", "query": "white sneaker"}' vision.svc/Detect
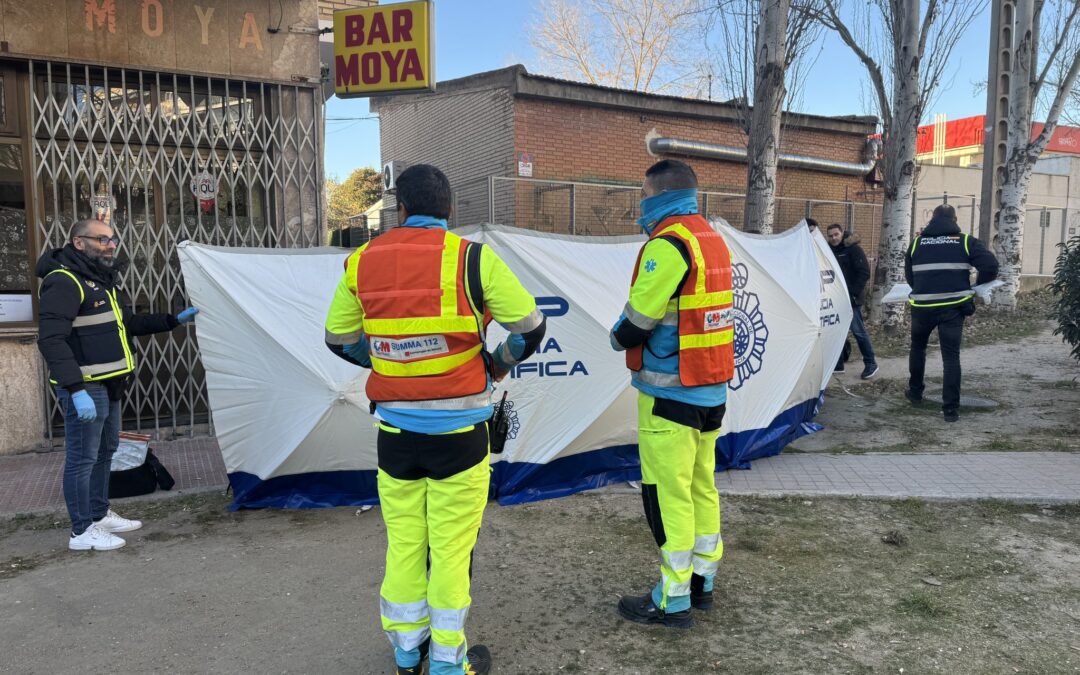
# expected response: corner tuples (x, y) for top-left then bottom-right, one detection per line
(69, 524), (125, 551)
(95, 509), (142, 533)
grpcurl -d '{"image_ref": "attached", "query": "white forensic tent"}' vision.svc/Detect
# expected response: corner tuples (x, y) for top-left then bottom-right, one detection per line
(177, 221), (851, 508)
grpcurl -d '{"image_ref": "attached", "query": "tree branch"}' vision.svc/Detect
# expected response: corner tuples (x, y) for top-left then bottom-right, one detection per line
(818, 0), (892, 129)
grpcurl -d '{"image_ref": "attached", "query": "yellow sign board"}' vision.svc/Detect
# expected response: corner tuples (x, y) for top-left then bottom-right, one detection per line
(333, 1), (435, 97)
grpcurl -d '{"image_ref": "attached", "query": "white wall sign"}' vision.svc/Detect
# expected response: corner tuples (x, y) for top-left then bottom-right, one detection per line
(0, 294), (33, 322)
(517, 151), (534, 178)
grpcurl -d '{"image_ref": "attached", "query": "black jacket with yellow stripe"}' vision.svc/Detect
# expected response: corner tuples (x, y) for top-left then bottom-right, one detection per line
(36, 245), (177, 395)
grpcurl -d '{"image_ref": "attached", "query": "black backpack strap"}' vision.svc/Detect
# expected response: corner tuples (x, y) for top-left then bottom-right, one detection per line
(464, 241), (485, 319)
(463, 241), (493, 377)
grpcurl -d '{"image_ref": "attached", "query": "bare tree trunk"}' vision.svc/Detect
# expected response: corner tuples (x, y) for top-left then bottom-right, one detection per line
(995, 0), (1038, 310)
(869, 0), (920, 329)
(744, 0), (789, 234)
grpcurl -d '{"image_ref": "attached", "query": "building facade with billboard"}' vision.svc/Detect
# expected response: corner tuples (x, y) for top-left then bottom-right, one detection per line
(0, 0), (375, 454)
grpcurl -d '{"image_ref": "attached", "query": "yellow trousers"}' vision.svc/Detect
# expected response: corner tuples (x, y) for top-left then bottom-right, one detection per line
(377, 424), (490, 669)
(637, 393), (724, 610)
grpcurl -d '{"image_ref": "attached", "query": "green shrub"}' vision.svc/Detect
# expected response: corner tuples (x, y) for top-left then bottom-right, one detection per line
(1049, 234), (1080, 362)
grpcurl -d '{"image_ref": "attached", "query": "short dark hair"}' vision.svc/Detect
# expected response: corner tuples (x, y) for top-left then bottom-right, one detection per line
(71, 218), (106, 241)
(933, 204), (957, 222)
(644, 159), (698, 192)
(827, 223), (844, 233)
(805, 217), (819, 229)
(395, 164), (452, 219)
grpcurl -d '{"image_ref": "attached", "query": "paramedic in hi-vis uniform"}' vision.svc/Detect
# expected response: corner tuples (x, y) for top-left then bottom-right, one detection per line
(610, 159), (734, 629)
(323, 164), (546, 675)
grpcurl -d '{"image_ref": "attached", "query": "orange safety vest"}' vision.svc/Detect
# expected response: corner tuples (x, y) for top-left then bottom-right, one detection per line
(355, 227), (491, 405)
(626, 214), (735, 387)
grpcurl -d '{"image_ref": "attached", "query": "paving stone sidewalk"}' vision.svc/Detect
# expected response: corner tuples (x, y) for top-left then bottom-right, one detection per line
(1, 439), (1078, 515)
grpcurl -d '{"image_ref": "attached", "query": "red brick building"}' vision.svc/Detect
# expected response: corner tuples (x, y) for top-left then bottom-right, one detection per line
(371, 65), (881, 237)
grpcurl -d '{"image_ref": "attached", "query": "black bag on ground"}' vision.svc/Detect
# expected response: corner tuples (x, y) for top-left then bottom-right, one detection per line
(109, 449), (175, 498)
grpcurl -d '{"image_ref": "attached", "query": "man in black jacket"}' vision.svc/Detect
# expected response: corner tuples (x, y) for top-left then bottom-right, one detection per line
(826, 223), (878, 379)
(37, 218), (199, 551)
(904, 205), (999, 422)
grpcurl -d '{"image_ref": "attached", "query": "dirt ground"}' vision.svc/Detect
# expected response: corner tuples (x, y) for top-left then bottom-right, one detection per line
(2, 489), (1079, 674)
(792, 323), (1080, 454)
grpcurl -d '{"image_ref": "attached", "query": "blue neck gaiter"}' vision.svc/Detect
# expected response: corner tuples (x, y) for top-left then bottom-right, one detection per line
(402, 214), (448, 230)
(637, 188), (699, 235)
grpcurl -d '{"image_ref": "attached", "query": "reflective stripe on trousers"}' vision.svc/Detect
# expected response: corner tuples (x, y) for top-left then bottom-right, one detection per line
(377, 453), (489, 668)
(637, 392), (723, 609)
(693, 533), (724, 576)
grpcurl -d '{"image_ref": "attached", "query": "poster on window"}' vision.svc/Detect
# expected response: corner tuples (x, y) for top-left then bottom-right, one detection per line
(90, 192), (115, 224)
(190, 171), (219, 213)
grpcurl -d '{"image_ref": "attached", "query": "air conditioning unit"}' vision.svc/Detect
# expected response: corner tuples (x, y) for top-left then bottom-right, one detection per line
(382, 160), (408, 193)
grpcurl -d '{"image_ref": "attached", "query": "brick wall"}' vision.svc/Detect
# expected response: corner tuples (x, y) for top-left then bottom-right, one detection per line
(513, 98), (870, 209)
(377, 87), (516, 227)
(318, 0), (378, 21)
(512, 97), (882, 250)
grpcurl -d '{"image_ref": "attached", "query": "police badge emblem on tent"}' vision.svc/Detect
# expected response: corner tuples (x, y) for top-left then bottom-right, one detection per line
(729, 262), (769, 390)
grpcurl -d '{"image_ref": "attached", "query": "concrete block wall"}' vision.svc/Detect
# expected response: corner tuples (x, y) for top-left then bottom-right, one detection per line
(377, 87), (516, 227)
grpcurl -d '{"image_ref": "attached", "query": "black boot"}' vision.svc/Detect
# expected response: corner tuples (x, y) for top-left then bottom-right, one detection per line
(690, 573), (713, 610)
(465, 645), (492, 675)
(617, 592), (693, 629)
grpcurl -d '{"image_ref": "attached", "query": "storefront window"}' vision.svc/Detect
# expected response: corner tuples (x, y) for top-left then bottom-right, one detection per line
(0, 142), (30, 323)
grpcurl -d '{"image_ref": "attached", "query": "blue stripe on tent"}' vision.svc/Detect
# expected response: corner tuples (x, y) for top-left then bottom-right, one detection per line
(492, 394), (823, 505)
(228, 469), (379, 511)
(226, 394), (824, 510)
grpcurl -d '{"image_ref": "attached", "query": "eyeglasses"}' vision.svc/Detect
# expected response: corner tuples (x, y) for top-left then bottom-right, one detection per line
(76, 235), (121, 247)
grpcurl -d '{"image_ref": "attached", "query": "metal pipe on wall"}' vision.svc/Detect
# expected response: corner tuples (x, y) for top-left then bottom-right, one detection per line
(646, 130), (880, 177)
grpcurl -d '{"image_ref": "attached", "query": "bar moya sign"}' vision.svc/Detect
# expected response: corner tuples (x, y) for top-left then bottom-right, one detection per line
(333, 1), (434, 97)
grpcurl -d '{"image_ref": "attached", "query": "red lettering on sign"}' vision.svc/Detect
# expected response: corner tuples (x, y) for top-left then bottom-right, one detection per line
(141, 0), (164, 38)
(383, 50), (405, 83)
(336, 54), (359, 87)
(85, 0), (117, 33)
(367, 12), (390, 44)
(392, 10), (413, 42)
(361, 52), (381, 84)
(345, 14), (364, 47)
(400, 49), (424, 82)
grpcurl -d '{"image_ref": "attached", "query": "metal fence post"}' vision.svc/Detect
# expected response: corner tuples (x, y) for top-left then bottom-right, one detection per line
(970, 196), (976, 235)
(702, 192), (710, 218)
(1038, 207), (1048, 274)
(487, 176), (495, 223)
(569, 183), (576, 235)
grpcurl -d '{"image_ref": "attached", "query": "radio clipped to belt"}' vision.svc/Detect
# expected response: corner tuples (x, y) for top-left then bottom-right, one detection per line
(490, 391), (511, 454)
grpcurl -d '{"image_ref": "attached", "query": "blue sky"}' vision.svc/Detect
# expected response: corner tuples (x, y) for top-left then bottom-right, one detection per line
(324, 1), (994, 179)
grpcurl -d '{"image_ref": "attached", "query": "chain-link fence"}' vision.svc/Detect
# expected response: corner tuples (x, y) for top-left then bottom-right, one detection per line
(455, 177), (885, 243)
(914, 192), (1078, 276)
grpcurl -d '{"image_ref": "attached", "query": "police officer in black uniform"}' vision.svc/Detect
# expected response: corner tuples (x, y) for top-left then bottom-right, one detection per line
(37, 218), (198, 551)
(904, 204), (998, 422)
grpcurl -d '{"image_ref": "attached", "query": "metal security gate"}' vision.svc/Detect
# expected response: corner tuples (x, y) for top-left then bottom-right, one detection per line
(29, 61), (323, 438)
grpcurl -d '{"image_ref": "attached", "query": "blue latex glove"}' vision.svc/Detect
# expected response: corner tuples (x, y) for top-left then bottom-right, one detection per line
(176, 307), (199, 324)
(343, 338), (372, 368)
(70, 390), (97, 423)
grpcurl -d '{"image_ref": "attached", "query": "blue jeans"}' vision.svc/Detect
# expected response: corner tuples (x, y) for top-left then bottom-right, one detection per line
(850, 305), (876, 366)
(57, 384), (121, 535)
